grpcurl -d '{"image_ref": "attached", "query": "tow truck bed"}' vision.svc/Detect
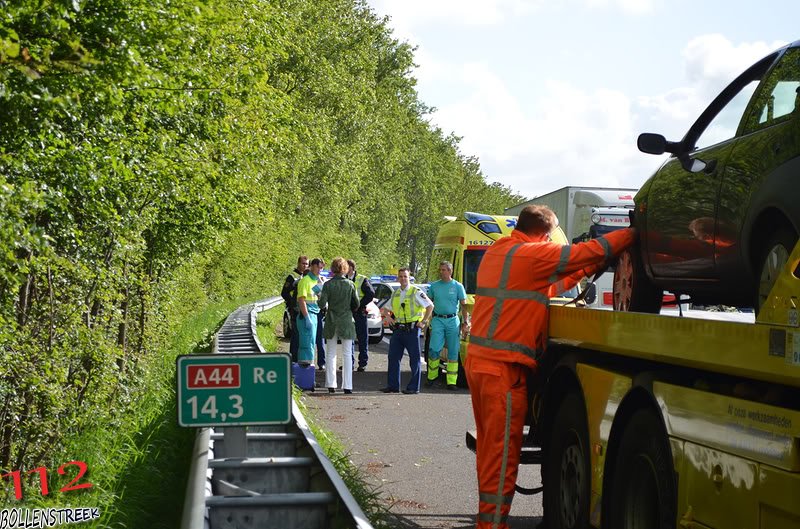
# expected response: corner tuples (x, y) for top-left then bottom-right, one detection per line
(548, 305), (800, 389)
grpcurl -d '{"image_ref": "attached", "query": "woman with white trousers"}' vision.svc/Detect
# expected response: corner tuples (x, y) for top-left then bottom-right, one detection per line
(317, 257), (359, 393)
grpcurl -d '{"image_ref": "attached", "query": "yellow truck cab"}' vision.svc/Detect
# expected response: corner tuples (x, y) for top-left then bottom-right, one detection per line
(426, 212), (572, 385)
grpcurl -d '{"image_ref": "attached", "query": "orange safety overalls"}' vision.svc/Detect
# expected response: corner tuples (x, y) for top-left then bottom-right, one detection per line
(466, 227), (635, 529)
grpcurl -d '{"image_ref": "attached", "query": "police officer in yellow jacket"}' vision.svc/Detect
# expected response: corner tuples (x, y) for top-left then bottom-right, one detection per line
(379, 268), (433, 394)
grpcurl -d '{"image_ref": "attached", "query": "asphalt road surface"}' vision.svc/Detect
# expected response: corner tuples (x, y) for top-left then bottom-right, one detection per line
(277, 333), (544, 528)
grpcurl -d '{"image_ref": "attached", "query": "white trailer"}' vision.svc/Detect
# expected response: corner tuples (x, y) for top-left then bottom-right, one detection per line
(505, 186), (636, 243)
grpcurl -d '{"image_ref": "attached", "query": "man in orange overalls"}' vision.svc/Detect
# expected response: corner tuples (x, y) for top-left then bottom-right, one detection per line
(466, 204), (636, 529)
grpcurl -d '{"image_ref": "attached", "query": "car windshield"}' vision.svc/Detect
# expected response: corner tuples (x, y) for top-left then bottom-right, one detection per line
(464, 249), (486, 294)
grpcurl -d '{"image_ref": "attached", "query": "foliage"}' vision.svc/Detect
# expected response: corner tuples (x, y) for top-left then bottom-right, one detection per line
(0, 0), (521, 513)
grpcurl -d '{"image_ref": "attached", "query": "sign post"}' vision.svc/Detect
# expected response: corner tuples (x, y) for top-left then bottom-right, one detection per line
(177, 354), (291, 428)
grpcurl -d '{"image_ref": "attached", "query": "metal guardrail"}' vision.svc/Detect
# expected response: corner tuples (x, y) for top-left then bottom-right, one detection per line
(181, 297), (375, 529)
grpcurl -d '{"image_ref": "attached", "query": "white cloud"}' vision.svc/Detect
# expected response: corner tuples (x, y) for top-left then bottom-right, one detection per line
(430, 66), (651, 198)
(637, 34), (788, 138)
(372, 0), (657, 31)
(683, 34), (786, 90)
(409, 45), (441, 89)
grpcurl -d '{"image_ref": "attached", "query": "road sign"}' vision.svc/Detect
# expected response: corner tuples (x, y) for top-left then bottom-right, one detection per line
(177, 353), (291, 427)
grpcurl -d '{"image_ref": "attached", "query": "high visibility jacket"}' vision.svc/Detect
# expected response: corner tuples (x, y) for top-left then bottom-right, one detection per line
(297, 273), (320, 304)
(469, 228), (636, 371)
(390, 285), (426, 323)
(353, 274), (366, 301)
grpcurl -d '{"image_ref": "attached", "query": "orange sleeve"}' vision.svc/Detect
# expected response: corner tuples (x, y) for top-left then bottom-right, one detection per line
(511, 228), (636, 293)
(559, 228), (635, 273)
(540, 228), (635, 294)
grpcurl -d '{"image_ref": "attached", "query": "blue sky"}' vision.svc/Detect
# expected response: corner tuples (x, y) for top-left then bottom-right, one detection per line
(367, 0), (797, 199)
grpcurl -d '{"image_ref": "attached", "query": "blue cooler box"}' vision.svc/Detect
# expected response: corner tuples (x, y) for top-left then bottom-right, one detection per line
(292, 362), (315, 390)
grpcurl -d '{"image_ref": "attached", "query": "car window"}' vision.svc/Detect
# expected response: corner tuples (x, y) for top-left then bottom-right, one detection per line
(686, 51), (779, 152)
(742, 47), (800, 134)
(694, 80), (759, 150)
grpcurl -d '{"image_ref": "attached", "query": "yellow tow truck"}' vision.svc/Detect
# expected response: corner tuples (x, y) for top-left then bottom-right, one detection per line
(463, 237), (800, 528)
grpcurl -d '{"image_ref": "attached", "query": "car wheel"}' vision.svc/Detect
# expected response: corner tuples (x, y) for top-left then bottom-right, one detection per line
(613, 248), (662, 313)
(755, 228), (797, 312)
(282, 311), (292, 339)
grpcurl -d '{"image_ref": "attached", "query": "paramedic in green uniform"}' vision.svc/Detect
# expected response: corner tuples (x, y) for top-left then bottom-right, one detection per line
(426, 261), (470, 390)
(296, 258), (324, 365)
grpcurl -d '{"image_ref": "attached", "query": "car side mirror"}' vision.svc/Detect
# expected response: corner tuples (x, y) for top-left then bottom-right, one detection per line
(638, 133), (667, 154)
(638, 133), (682, 155)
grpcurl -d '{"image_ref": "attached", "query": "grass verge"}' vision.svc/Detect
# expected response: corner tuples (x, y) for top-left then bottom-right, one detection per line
(255, 304), (283, 351)
(89, 299), (241, 527)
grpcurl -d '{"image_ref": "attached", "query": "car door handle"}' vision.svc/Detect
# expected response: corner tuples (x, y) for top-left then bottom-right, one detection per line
(773, 143), (781, 155)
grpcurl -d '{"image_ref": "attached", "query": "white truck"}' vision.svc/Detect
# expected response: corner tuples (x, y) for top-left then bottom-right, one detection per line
(505, 186), (636, 308)
(505, 186), (636, 242)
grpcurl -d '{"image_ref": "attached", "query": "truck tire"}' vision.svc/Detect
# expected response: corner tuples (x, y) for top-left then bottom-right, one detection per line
(613, 248), (662, 313)
(543, 392), (590, 529)
(605, 408), (676, 529)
